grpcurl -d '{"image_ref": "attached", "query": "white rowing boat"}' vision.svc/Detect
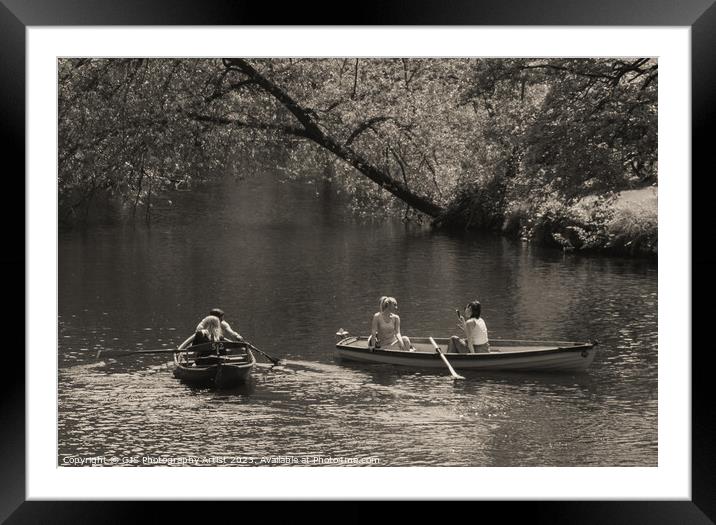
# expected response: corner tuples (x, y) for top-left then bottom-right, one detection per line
(335, 336), (597, 372)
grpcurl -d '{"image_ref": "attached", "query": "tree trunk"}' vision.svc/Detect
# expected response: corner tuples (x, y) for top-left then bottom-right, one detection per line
(224, 58), (445, 218)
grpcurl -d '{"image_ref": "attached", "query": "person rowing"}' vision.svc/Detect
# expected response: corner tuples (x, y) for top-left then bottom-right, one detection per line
(199, 308), (243, 342)
(177, 308), (243, 352)
(177, 314), (226, 361)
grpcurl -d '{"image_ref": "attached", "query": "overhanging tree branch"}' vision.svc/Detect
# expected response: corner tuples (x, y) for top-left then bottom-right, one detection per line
(186, 112), (309, 138)
(222, 58), (444, 217)
(205, 79), (257, 102)
(345, 116), (393, 146)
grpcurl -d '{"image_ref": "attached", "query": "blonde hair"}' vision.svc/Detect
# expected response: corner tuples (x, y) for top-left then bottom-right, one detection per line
(379, 296), (397, 311)
(200, 315), (223, 341)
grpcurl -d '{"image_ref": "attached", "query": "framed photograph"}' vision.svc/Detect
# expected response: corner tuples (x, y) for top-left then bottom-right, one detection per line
(6, 0), (712, 521)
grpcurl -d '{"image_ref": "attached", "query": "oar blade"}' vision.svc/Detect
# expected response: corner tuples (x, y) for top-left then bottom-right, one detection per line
(440, 353), (465, 380)
(95, 348), (133, 359)
(429, 337), (465, 380)
(247, 342), (281, 366)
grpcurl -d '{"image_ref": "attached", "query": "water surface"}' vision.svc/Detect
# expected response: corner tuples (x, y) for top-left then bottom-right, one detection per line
(58, 173), (657, 466)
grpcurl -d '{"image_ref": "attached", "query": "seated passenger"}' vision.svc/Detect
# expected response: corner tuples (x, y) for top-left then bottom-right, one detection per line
(448, 300), (490, 354)
(368, 296), (415, 352)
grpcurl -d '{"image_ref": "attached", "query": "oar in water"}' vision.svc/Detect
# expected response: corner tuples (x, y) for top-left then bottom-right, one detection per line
(96, 341), (248, 360)
(97, 347), (181, 359)
(245, 341), (281, 366)
(429, 337), (465, 380)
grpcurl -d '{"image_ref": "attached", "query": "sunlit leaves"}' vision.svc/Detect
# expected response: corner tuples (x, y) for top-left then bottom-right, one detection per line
(59, 57), (656, 238)
(464, 58), (657, 204)
(59, 58), (231, 224)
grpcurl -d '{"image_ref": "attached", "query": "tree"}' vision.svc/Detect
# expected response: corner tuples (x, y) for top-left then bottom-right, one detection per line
(59, 58), (486, 224)
(465, 58), (657, 203)
(58, 57), (657, 241)
(59, 58), (235, 225)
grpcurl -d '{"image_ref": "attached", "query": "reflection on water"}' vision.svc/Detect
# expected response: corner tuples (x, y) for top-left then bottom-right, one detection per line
(58, 174), (657, 466)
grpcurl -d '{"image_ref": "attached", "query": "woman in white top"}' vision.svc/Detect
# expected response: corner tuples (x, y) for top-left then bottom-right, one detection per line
(448, 300), (490, 354)
(368, 296), (415, 352)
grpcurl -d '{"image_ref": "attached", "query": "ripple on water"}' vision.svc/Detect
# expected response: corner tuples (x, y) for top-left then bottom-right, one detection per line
(58, 353), (657, 466)
(58, 205), (657, 467)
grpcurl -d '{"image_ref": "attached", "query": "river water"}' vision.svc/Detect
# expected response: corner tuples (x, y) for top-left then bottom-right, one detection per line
(58, 173), (657, 467)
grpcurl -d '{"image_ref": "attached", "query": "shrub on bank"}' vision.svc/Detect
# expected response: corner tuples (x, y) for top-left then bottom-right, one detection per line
(504, 196), (611, 251)
(605, 203), (658, 256)
(501, 193), (656, 257)
(433, 178), (507, 231)
(436, 186), (657, 258)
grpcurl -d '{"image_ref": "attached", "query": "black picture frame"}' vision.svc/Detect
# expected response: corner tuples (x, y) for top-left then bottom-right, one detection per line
(4, 0), (712, 522)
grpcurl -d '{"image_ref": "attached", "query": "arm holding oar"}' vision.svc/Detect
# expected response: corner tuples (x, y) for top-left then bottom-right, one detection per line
(429, 337), (465, 380)
(202, 308), (244, 342)
(177, 334), (195, 351)
(244, 341), (281, 366)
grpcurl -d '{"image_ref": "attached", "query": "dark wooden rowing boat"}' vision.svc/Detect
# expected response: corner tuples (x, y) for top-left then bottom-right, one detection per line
(173, 341), (256, 388)
(335, 336), (597, 372)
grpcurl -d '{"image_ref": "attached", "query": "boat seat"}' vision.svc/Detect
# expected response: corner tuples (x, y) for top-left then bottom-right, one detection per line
(194, 356), (221, 366)
(194, 355), (248, 366)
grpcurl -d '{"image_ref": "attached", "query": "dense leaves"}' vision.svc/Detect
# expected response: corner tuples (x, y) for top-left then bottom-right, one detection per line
(463, 58), (656, 199)
(59, 58), (490, 223)
(59, 59), (238, 224)
(59, 57), (656, 255)
(438, 58), (657, 254)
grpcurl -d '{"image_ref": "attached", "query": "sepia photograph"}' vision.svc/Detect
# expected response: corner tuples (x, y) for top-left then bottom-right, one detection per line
(57, 56), (658, 469)
(1, 0), (705, 515)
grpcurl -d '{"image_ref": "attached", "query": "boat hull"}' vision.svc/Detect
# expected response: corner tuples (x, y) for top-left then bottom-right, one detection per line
(173, 348), (255, 388)
(335, 337), (596, 372)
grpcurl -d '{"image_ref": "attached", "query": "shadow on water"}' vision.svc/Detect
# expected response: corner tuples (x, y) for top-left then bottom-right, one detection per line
(329, 360), (429, 384)
(180, 379), (258, 398)
(333, 357), (597, 385)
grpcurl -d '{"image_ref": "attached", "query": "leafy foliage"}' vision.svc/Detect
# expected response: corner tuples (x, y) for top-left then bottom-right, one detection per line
(58, 57), (657, 255)
(438, 58), (657, 255)
(462, 58), (657, 203)
(59, 58), (483, 223)
(59, 59), (240, 224)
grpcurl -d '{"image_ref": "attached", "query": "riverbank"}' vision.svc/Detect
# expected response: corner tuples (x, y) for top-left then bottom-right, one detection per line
(435, 186), (657, 258)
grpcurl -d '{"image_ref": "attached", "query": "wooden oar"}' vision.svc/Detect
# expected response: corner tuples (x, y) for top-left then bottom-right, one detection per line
(97, 341), (248, 360)
(429, 337), (465, 380)
(245, 341), (281, 366)
(97, 347), (180, 359)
